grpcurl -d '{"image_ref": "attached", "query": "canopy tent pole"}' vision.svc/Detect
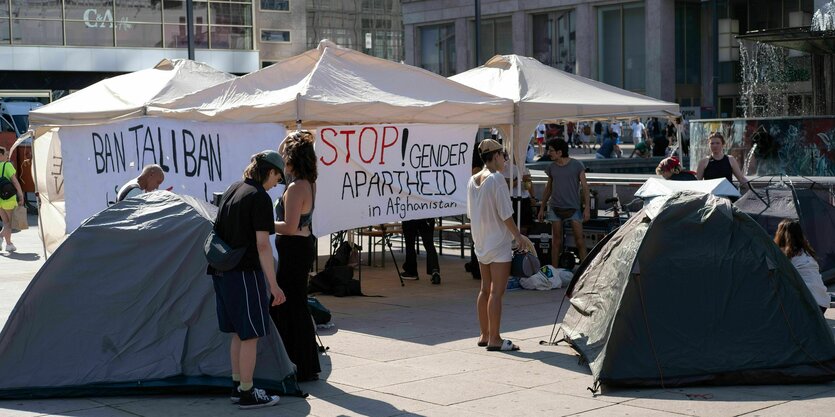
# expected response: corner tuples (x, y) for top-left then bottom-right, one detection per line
(28, 131), (49, 259)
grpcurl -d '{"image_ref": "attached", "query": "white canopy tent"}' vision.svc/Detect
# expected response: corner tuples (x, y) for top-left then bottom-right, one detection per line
(449, 54), (681, 164)
(148, 40), (514, 127)
(28, 59), (234, 255)
(30, 59), (234, 131)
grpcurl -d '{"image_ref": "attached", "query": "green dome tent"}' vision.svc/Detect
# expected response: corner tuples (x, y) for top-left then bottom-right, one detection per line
(0, 192), (302, 398)
(561, 191), (835, 388)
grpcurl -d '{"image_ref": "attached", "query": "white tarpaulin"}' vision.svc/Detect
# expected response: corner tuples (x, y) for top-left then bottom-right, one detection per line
(312, 124), (476, 237)
(147, 40), (513, 127)
(59, 117), (286, 233)
(635, 178), (741, 199)
(449, 54), (680, 165)
(635, 178), (741, 220)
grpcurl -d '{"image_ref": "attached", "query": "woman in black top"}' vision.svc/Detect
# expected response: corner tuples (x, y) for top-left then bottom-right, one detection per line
(696, 132), (749, 187)
(271, 130), (321, 382)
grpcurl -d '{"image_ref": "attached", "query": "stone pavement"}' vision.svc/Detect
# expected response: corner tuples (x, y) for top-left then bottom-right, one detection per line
(0, 214), (834, 416)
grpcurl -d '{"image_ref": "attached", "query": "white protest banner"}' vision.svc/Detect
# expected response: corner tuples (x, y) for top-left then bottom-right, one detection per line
(61, 117), (286, 232)
(312, 124), (477, 237)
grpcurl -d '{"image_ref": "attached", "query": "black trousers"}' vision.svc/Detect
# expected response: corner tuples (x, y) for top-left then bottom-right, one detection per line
(402, 218), (439, 275)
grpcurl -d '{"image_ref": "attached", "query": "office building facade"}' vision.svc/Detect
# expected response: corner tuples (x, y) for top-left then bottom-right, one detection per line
(403, 0), (823, 119)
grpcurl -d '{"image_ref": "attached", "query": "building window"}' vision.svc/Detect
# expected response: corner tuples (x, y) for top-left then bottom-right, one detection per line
(305, 1), (403, 61)
(532, 10), (576, 73)
(598, 2), (645, 92)
(261, 29), (290, 42)
(261, 0), (289, 12)
(675, 2), (700, 85)
(419, 23), (455, 76)
(469, 16), (512, 67)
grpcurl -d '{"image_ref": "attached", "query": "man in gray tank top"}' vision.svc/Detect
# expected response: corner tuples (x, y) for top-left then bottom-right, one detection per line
(536, 138), (591, 266)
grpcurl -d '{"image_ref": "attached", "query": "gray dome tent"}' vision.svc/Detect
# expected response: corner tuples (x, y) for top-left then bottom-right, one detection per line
(735, 185), (835, 284)
(561, 192), (835, 388)
(0, 192), (301, 398)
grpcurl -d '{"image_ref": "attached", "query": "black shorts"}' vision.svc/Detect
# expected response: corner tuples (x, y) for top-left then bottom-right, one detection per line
(212, 269), (271, 340)
(511, 197), (533, 229)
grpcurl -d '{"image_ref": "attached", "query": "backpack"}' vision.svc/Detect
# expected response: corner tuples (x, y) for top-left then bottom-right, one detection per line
(0, 162), (16, 200)
(307, 296), (332, 325)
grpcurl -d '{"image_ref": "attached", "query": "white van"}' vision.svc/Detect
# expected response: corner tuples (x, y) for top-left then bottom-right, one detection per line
(0, 101), (43, 136)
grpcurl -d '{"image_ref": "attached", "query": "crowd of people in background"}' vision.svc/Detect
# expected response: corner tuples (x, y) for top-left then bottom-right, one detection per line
(529, 117), (690, 161)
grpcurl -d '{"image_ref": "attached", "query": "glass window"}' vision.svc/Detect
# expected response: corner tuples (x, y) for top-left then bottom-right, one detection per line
(598, 3), (645, 91)
(12, 18), (62, 45)
(419, 23), (455, 76)
(261, 0), (289, 11)
(11, 0), (62, 19)
(209, 25), (251, 49)
(115, 2), (161, 24)
(65, 20), (114, 46)
(261, 29), (290, 42)
(163, 24), (209, 48)
(0, 19), (9, 44)
(162, 0), (209, 24)
(116, 23), (163, 48)
(210, 2), (252, 26)
(0, 1), (9, 16)
(470, 16), (512, 66)
(532, 14), (553, 66)
(533, 10), (577, 72)
(599, 6), (623, 87)
(623, 4), (645, 91)
(674, 1), (701, 85)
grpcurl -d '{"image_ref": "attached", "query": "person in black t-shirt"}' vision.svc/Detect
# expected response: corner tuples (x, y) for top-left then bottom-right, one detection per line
(212, 150), (285, 409)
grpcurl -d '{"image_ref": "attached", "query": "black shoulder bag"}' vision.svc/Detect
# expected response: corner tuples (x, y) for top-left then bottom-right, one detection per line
(204, 190), (246, 273)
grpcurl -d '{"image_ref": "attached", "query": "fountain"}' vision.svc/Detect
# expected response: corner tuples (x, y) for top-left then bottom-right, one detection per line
(690, 1), (835, 178)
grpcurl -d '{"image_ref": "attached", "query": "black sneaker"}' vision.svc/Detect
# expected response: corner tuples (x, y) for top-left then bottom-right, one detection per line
(431, 272), (441, 285)
(400, 271), (419, 280)
(230, 383), (240, 403)
(238, 387), (280, 410)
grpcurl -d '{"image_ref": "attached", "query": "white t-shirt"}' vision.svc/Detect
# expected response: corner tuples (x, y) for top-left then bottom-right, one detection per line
(535, 123), (546, 140)
(610, 122), (622, 136)
(467, 171), (514, 261)
(631, 121), (645, 139)
(502, 163), (530, 198)
(791, 251), (829, 308)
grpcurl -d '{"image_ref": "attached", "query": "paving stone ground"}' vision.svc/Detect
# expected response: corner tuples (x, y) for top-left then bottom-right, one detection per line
(0, 213), (833, 416)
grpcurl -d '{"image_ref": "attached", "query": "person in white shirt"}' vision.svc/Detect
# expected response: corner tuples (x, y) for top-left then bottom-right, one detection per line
(630, 118), (647, 145)
(609, 121), (622, 143)
(116, 164), (166, 202)
(774, 219), (829, 315)
(468, 139), (534, 352)
(534, 123), (546, 157)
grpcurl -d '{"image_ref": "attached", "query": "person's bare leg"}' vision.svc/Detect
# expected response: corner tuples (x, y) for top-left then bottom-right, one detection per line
(572, 220), (587, 261)
(477, 262), (492, 345)
(0, 209), (11, 245)
(486, 262), (510, 346)
(230, 334), (242, 377)
(551, 220), (563, 266)
(238, 337), (259, 385)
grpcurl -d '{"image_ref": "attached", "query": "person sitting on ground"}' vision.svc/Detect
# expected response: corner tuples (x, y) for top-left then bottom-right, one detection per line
(696, 132), (749, 189)
(595, 132), (621, 159)
(630, 141), (651, 158)
(117, 164), (166, 202)
(656, 157), (696, 180)
(0, 146), (24, 253)
(774, 219), (828, 315)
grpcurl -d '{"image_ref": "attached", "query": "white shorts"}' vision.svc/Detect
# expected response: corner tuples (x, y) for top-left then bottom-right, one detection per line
(476, 240), (512, 264)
